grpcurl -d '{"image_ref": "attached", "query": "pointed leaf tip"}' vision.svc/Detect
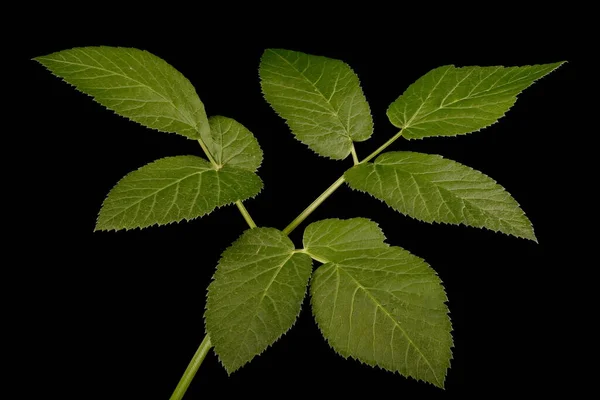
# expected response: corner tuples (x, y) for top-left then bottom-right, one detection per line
(388, 62), (564, 140)
(35, 46), (211, 141)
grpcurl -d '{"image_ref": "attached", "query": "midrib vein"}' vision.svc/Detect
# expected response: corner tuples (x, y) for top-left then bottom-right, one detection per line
(107, 168), (213, 216)
(338, 266), (440, 386)
(405, 67), (548, 126)
(269, 51), (351, 139)
(403, 170), (518, 224)
(39, 57), (197, 129)
(234, 251), (295, 363)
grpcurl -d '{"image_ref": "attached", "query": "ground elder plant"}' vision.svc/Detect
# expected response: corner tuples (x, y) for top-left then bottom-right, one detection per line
(34, 47), (564, 398)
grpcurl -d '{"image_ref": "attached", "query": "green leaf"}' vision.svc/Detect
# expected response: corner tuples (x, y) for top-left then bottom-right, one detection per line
(207, 116), (263, 171)
(387, 62), (564, 139)
(310, 245), (452, 387)
(206, 228), (312, 373)
(96, 156), (262, 231)
(34, 46), (210, 142)
(303, 218), (388, 262)
(344, 152), (536, 241)
(304, 218), (452, 386)
(260, 49), (373, 160)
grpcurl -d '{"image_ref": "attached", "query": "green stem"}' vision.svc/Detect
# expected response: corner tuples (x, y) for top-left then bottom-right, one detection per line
(236, 201), (257, 228)
(350, 144), (359, 165)
(281, 129), (403, 235)
(360, 130), (403, 163)
(169, 335), (212, 400)
(197, 139), (219, 167)
(282, 175), (346, 235)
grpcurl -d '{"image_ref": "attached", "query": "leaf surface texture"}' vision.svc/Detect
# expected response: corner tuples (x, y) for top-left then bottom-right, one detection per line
(36, 46), (212, 141)
(96, 156), (262, 231)
(345, 152), (535, 240)
(260, 49), (373, 159)
(206, 228), (312, 372)
(306, 219), (452, 387)
(387, 63), (563, 139)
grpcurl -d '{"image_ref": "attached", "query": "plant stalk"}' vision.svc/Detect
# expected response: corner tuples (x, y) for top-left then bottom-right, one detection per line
(361, 129), (402, 163)
(281, 129), (403, 235)
(197, 139), (219, 167)
(350, 144), (359, 165)
(236, 201), (257, 228)
(169, 335), (212, 400)
(282, 175), (346, 235)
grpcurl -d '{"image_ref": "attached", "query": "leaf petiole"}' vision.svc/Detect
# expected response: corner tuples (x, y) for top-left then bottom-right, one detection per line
(350, 144), (359, 165)
(236, 201), (257, 228)
(282, 176), (346, 235)
(361, 129), (403, 163)
(197, 139), (220, 168)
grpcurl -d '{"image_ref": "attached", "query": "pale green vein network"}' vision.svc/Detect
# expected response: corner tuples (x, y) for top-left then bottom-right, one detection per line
(260, 49), (373, 159)
(387, 62), (564, 139)
(208, 116), (263, 171)
(307, 223), (452, 388)
(303, 218), (388, 261)
(34, 46), (211, 142)
(206, 228), (313, 373)
(344, 152), (536, 241)
(96, 156), (262, 231)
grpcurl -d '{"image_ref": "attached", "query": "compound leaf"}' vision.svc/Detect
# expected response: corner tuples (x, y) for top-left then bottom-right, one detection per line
(260, 49), (373, 160)
(206, 228), (312, 373)
(344, 152), (535, 240)
(387, 62), (564, 139)
(96, 156), (262, 231)
(310, 241), (451, 387)
(208, 116), (263, 171)
(35, 46), (211, 142)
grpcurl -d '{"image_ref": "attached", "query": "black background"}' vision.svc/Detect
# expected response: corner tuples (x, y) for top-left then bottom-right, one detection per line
(21, 11), (582, 400)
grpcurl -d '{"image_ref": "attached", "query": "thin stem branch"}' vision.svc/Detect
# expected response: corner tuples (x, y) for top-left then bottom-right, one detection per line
(282, 176), (346, 235)
(281, 129), (404, 235)
(169, 335), (212, 400)
(350, 144), (359, 165)
(196, 141), (257, 230)
(360, 129), (403, 163)
(236, 201), (257, 228)
(197, 139), (219, 167)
